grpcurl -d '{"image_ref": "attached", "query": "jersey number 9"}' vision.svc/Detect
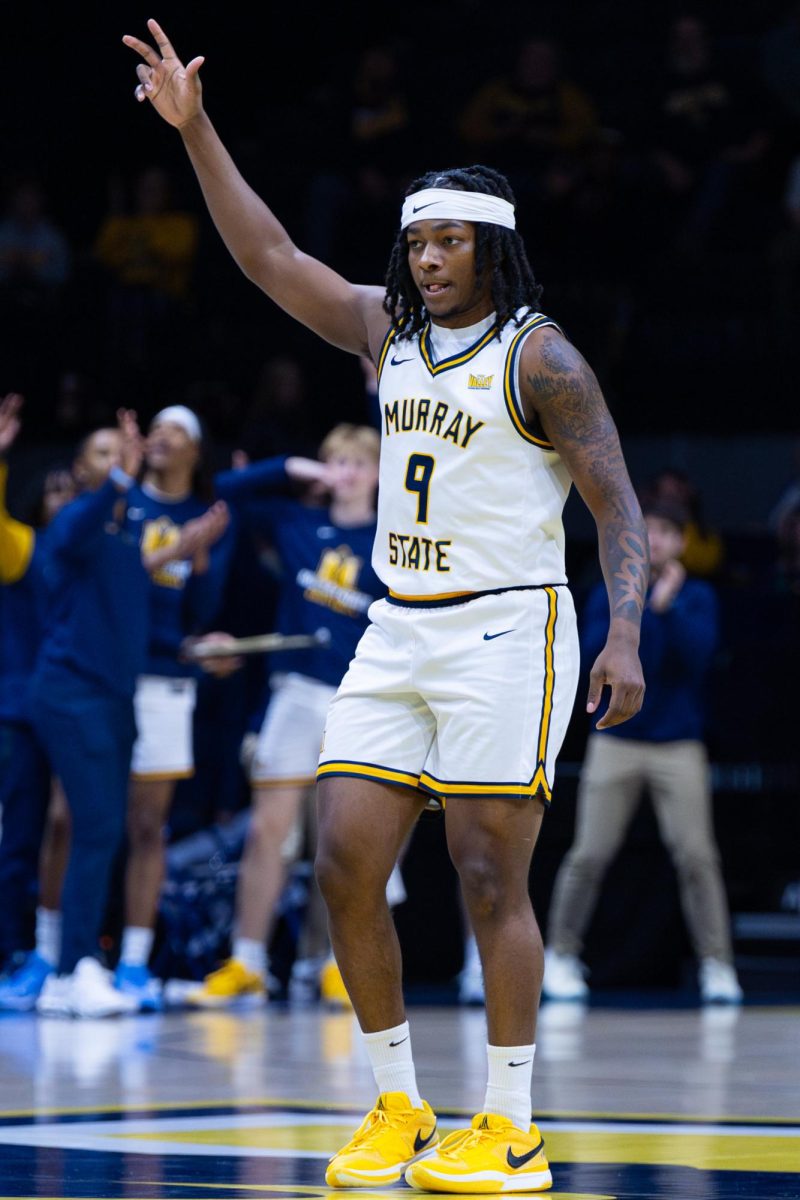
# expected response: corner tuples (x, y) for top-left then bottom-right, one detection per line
(405, 454), (435, 524)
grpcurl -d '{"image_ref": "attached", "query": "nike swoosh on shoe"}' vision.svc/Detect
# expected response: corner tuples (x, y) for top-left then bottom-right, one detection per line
(506, 1139), (545, 1169)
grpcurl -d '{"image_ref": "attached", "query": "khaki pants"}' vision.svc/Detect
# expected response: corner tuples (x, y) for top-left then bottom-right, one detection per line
(548, 734), (734, 964)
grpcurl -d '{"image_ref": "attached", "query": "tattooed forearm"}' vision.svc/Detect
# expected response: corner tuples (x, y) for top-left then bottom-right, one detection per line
(523, 328), (650, 625)
(603, 524), (649, 623)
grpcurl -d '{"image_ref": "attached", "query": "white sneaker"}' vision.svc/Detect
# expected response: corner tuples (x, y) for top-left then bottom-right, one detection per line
(698, 958), (743, 1004)
(542, 949), (589, 1001)
(36, 974), (72, 1017)
(67, 958), (139, 1018)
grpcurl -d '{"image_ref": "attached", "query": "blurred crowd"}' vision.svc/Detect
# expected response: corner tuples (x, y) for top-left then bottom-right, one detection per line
(3, 7), (800, 436)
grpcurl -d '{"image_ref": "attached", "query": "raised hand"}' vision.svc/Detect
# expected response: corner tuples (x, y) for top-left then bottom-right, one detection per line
(122, 18), (205, 128)
(285, 457), (336, 487)
(0, 393), (24, 456)
(116, 408), (144, 480)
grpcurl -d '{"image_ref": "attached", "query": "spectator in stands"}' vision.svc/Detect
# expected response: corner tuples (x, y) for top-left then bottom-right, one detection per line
(456, 36), (598, 219)
(185, 424), (389, 1008)
(759, 1), (800, 127)
(649, 14), (770, 251)
(113, 406), (234, 1011)
(774, 504), (800, 596)
(644, 467), (724, 578)
(767, 440), (800, 537)
(543, 497), (742, 1005)
(305, 44), (413, 276)
(0, 178), (72, 413)
(0, 394), (75, 1009)
(768, 154), (800, 340)
(0, 177), (71, 301)
(238, 356), (319, 461)
(93, 165), (199, 399)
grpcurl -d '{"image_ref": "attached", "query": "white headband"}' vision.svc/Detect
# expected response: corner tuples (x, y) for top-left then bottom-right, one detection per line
(151, 405), (202, 442)
(401, 187), (516, 231)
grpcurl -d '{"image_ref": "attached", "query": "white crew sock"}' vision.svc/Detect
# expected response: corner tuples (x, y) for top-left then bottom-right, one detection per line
(119, 925), (154, 968)
(232, 936), (267, 980)
(35, 907), (61, 967)
(362, 1020), (423, 1108)
(484, 1042), (536, 1133)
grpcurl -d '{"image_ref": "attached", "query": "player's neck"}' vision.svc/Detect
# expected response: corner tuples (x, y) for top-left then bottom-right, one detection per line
(142, 469), (192, 501)
(329, 496), (375, 527)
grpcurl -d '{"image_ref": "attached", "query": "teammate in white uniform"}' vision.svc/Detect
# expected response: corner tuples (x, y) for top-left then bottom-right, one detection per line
(124, 21), (648, 1194)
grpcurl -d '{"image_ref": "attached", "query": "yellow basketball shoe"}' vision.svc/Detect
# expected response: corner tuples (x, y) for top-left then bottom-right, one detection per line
(405, 1113), (552, 1193)
(185, 959), (266, 1008)
(325, 1091), (438, 1187)
(319, 957), (353, 1009)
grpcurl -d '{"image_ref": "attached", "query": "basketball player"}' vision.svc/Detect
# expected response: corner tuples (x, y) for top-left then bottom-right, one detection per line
(124, 20), (647, 1192)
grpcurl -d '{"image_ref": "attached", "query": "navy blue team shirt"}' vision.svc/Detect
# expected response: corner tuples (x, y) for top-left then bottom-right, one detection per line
(36, 478), (150, 699)
(216, 456), (385, 687)
(581, 576), (719, 743)
(127, 482), (235, 678)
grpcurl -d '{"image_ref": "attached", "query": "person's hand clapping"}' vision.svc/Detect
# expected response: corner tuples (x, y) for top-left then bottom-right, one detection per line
(648, 558), (686, 613)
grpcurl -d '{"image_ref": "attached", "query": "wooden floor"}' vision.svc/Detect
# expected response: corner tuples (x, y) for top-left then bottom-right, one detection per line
(0, 998), (797, 1199)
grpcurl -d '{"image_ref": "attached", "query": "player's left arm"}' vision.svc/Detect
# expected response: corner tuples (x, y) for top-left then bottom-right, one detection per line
(520, 327), (648, 728)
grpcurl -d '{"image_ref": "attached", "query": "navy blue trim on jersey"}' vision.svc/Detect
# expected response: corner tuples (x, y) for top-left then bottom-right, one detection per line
(386, 583), (564, 609)
(419, 321), (499, 376)
(503, 315), (561, 448)
(376, 326), (399, 384)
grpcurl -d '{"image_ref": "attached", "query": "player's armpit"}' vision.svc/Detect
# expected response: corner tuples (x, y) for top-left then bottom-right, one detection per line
(520, 328), (649, 628)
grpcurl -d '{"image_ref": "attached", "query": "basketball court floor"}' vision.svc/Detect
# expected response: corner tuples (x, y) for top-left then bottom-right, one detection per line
(0, 998), (797, 1199)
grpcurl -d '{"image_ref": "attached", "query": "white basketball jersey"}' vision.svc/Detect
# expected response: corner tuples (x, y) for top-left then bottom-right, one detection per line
(373, 309), (572, 601)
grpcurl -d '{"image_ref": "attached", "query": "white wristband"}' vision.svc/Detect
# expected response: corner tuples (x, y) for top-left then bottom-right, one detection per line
(109, 465), (135, 492)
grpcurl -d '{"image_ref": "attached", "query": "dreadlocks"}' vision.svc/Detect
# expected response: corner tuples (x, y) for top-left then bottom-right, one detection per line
(383, 165), (543, 341)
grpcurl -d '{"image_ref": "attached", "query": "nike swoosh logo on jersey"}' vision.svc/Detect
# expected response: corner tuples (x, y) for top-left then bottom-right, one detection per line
(389, 1035), (409, 1047)
(483, 629), (516, 641)
(506, 1139), (544, 1169)
(414, 1127), (437, 1153)
(412, 202), (439, 212)
(391, 355), (413, 365)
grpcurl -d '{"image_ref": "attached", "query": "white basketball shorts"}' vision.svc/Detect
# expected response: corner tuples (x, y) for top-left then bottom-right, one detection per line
(318, 586), (580, 804)
(251, 672), (337, 788)
(130, 675), (197, 780)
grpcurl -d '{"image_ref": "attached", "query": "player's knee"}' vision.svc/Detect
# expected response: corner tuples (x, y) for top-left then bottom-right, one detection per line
(314, 846), (350, 908)
(456, 856), (506, 921)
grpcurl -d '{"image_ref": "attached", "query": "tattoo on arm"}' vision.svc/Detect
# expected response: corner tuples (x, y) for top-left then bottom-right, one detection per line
(524, 331), (649, 624)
